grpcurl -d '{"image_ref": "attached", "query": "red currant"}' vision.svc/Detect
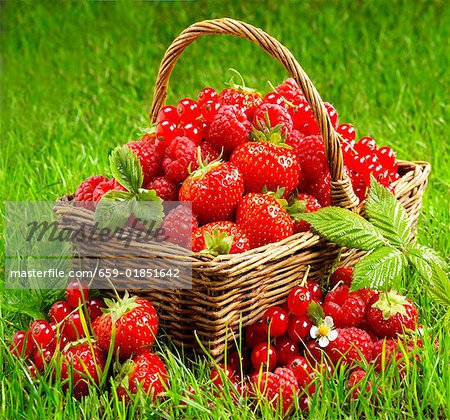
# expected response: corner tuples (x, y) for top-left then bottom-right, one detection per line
(200, 100), (220, 122)
(177, 98), (200, 123)
(198, 87), (218, 106)
(289, 100), (316, 131)
(245, 320), (267, 348)
(263, 92), (284, 106)
(287, 356), (316, 394)
(48, 301), (72, 324)
(210, 363), (234, 388)
(28, 320), (54, 349)
(85, 298), (105, 321)
(62, 312), (85, 340)
(337, 123), (356, 141)
(288, 315), (312, 342)
(377, 146), (396, 169)
(324, 102), (338, 128)
(275, 336), (298, 366)
(306, 280), (323, 302)
(65, 279), (89, 309)
(262, 306), (289, 337)
(156, 120), (180, 144)
(156, 105), (179, 123)
(32, 347), (55, 371)
(27, 363), (38, 378)
(251, 342), (277, 371)
(356, 137), (377, 154)
(287, 286), (312, 316)
(10, 330), (34, 358)
(181, 122), (202, 145)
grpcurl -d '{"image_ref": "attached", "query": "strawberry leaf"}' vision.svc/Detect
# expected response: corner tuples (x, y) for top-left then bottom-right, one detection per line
(365, 177), (412, 247)
(351, 246), (407, 291)
(109, 146), (143, 194)
(301, 207), (387, 251)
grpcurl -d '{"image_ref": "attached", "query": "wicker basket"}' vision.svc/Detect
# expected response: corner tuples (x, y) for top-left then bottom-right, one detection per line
(55, 18), (430, 360)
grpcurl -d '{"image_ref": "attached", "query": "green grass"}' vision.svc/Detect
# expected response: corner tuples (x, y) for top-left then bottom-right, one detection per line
(1, 0), (449, 418)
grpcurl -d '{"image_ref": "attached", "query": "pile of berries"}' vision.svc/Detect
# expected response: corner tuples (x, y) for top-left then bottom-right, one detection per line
(74, 76), (399, 255)
(9, 280), (167, 401)
(208, 267), (433, 414)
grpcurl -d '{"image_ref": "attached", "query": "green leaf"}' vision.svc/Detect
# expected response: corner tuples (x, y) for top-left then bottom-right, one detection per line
(407, 244), (448, 272)
(302, 207), (387, 251)
(427, 263), (450, 309)
(131, 189), (164, 231)
(365, 177), (412, 247)
(109, 146), (143, 193)
(351, 246), (407, 291)
(94, 192), (135, 230)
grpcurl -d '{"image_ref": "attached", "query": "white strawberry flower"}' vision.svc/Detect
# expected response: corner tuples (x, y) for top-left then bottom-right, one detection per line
(310, 316), (338, 348)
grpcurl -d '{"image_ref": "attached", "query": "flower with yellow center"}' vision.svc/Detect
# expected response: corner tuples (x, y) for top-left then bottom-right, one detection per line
(310, 316), (338, 348)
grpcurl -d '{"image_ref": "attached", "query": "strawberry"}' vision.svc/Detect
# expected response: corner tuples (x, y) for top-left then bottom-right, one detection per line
(287, 193), (322, 232)
(302, 170), (331, 207)
(365, 291), (419, 338)
(179, 158), (244, 225)
(236, 192), (294, 248)
(205, 105), (252, 154)
(92, 292), (158, 359)
(60, 341), (106, 399)
(192, 221), (250, 255)
(292, 134), (328, 185)
(218, 86), (263, 119)
(116, 352), (167, 403)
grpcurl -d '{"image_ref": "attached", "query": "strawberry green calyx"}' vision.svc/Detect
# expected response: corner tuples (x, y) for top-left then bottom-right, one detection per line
(114, 358), (134, 389)
(202, 229), (234, 256)
(372, 291), (408, 320)
(286, 198), (309, 222)
(265, 187), (289, 209)
(226, 68), (259, 94)
(188, 147), (223, 179)
(104, 291), (139, 324)
(251, 113), (292, 148)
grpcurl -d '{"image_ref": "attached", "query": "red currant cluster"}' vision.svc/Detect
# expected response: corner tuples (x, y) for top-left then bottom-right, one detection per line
(206, 268), (433, 414)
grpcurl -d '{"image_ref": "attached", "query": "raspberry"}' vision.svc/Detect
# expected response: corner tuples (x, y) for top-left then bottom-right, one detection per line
(330, 267), (354, 288)
(325, 327), (374, 365)
(285, 129), (305, 152)
(347, 369), (373, 399)
(146, 176), (179, 201)
(205, 105), (251, 154)
(162, 136), (198, 184)
(218, 88), (262, 119)
(161, 205), (198, 248)
(355, 288), (377, 306)
(291, 135), (328, 184)
(323, 285), (365, 328)
(126, 140), (162, 185)
(275, 78), (305, 104)
(372, 338), (401, 372)
(275, 336), (299, 366)
(262, 306), (289, 338)
(74, 175), (109, 202)
(92, 178), (125, 202)
(252, 103), (293, 137)
(251, 367), (299, 414)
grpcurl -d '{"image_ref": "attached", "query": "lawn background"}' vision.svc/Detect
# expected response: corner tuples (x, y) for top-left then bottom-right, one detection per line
(0, 0), (449, 419)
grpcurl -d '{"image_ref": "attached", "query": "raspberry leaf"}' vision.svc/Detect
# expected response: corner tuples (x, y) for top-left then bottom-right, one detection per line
(365, 176), (411, 247)
(133, 190), (164, 230)
(94, 192), (135, 230)
(351, 246), (407, 291)
(301, 207), (387, 250)
(109, 146), (143, 194)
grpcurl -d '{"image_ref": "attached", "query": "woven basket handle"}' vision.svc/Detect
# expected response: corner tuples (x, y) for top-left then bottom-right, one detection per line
(149, 18), (358, 208)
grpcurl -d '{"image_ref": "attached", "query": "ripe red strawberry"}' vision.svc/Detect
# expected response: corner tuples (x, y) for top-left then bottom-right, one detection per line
(365, 291), (419, 338)
(126, 140), (162, 185)
(192, 221), (250, 255)
(116, 352), (167, 403)
(92, 293), (158, 359)
(74, 175), (109, 202)
(179, 160), (244, 225)
(161, 204), (199, 248)
(236, 193), (294, 248)
(250, 368), (299, 415)
(372, 338), (402, 372)
(231, 142), (301, 197)
(218, 87), (262, 119)
(330, 267), (354, 288)
(325, 327), (374, 365)
(205, 105), (251, 154)
(302, 170), (331, 207)
(60, 341), (106, 399)
(145, 176), (179, 201)
(252, 103), (293, 137)
(288, 193), (322, 232)
(323, 285), (365, 328)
